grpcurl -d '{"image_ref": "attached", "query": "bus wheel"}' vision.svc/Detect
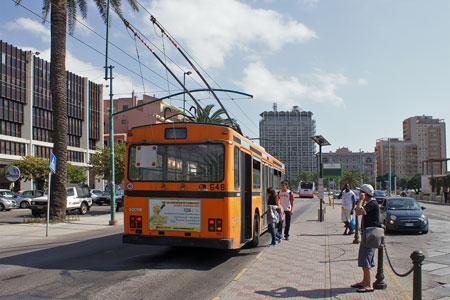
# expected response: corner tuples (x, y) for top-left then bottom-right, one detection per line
(250, 214), (260, 248)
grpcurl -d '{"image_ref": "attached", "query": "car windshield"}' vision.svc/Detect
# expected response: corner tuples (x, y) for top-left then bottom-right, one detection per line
(374, 190), (386, 197)
(387, 198), (421, 210)
(92, 190), (102, 195)
(0, 191), (15, 198)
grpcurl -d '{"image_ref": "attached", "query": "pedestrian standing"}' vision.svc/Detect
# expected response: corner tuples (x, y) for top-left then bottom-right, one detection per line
(277, 181), (295, 240)
(261, 187), (282, 246)
(351, 183), (379, 293)
(340, 184), (356, 235)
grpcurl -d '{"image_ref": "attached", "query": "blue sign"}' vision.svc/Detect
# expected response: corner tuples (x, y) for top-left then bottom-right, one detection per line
(50, 153), (57, 173)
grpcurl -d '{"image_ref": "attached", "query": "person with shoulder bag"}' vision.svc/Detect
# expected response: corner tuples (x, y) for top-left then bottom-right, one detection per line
(351, 184), (383, 293)
(262, 187), (283, 246)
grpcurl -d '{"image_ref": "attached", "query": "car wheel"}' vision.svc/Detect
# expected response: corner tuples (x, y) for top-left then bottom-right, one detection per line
(0, 203), (5, 211)
(20, 201), (30, 209)
(79, 202), (88, 215)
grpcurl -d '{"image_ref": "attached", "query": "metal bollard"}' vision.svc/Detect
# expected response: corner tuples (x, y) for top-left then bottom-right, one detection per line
(411, 250), (425, 300)
(352, 214), (360, 244)
(373, 244), (387, 289)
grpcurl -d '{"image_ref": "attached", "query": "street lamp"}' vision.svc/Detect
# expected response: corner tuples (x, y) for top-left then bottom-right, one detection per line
(311, 135), (330, 222)
(183, 71), (192, 121)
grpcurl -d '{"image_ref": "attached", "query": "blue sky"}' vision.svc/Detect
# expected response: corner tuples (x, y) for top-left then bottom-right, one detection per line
(1, 0), (449, 156)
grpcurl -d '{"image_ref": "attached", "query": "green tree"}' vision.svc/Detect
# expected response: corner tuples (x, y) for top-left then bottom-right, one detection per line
(67, 163), (87, 184)
(15, 0), (138, 220)
(340, 170), (360, 189)
(10, 156), (49, 190)
(89, 143), (126, 184)
(407, 173), (422, 193)
(186, 104), (233, 125)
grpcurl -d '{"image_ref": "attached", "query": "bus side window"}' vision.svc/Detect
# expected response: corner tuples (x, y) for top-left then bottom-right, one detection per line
(234, 147), (240, 190)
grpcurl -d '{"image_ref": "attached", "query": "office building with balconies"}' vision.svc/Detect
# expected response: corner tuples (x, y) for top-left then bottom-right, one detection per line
(0, 40), (103, 190)
(259, 104), (316, 183)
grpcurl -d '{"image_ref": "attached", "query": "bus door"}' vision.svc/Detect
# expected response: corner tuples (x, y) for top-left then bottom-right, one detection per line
(240, 152), (252, 243)
(261, 164), (269, 226)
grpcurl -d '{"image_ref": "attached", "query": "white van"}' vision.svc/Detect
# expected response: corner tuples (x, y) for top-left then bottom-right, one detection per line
(30, 184), (92, 217)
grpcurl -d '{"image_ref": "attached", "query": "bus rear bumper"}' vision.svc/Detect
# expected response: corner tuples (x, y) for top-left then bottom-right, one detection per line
(123, 234), (235, 249)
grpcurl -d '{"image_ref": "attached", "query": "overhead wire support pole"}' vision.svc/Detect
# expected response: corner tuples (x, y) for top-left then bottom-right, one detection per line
(104, 0), (117, 225)
(150, 16), (239, 133)
(121, 18), (212, 123)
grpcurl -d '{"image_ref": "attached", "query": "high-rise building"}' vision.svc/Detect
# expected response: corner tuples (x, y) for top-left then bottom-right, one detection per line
(322, 147), (376, 180)
(403, 115), (446, 175)
(0, 40), (103, 190)
(375, 138), (418, 178)
(259, 104), (316, 183)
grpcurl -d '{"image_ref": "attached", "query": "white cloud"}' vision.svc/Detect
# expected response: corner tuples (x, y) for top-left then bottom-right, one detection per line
(358, 78), (368, 85)
(236, 61), (347, 107)
(144, 0), (317, 69)
(299, 0), (319, 7)
(5, 17), (50, 42)
(32, 48), (136, 98)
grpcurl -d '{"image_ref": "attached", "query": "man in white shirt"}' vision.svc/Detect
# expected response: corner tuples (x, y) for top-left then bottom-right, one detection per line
(277, 181), (295, 240)
(340, 184), (356, 235)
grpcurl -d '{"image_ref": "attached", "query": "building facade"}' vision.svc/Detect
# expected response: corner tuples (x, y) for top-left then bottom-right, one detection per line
(403, 115), (447, 175)
(259, 105), (316, 183)
(375, 138), (418, 178)
(322, 147), (376, 180)
(103, 93), (183, 145)
(0, 40), (103, 190)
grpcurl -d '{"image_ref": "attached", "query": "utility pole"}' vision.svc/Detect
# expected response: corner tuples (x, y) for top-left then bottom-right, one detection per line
(388, 138), (391, 196)
(105, 0), (116, 225)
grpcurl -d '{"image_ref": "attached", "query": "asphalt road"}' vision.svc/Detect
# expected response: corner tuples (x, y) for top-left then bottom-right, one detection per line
(0, 199), (315, 300)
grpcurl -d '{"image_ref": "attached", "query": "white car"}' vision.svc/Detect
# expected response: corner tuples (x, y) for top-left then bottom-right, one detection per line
(30, 184), (92, 217)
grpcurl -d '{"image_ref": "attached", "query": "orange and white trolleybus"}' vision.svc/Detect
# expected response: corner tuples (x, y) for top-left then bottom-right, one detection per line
(123, 123), (285, 249)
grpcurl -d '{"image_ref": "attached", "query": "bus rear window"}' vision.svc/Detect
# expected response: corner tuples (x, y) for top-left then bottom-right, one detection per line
(301, 182), (314, 190)
(128, 144), (224, 182)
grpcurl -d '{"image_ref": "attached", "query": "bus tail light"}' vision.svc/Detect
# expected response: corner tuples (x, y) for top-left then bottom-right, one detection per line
(130, 215), (142, 229)
(216, 219), (222, 232)
(208, 219), (215, 232)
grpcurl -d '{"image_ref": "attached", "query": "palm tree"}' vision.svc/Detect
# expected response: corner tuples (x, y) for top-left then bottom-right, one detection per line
(186, 104), (234, 125)
(16, 0), (138, 219)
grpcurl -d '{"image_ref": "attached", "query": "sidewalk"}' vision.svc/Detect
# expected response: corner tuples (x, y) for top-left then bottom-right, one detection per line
(216, 201), (409, 300)
(0, 212), (124, 251)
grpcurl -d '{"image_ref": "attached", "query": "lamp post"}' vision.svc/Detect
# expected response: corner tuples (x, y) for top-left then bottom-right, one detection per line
(312, 135), (331, 222)
(183, 71), (192, 121)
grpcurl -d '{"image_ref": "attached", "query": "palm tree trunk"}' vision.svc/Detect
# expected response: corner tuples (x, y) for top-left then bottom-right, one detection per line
(50, 0), (68, 220)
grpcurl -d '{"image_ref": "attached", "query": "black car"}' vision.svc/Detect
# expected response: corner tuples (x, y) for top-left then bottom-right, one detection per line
(94, 191), (111, 205)
(380, 197), (428, 234)
(374, 190), (386, 204)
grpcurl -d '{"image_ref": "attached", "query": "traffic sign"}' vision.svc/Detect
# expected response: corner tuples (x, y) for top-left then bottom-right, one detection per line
(50, 153), (57, 173)
(322, 162), (343, 178)
(5, 166), (20, 182)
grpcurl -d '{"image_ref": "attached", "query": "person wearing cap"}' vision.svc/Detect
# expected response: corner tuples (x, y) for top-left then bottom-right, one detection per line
(351, 183), (380, 293)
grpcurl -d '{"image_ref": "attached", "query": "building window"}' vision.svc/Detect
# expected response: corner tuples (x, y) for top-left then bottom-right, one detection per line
(121, 120), (126, 124)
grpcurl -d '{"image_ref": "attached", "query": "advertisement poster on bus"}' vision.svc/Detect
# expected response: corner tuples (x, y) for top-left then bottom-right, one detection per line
(148, 199), (201, 232)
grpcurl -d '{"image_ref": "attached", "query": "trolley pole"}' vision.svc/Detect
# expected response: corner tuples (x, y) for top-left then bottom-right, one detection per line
(104, 0), (117, 225)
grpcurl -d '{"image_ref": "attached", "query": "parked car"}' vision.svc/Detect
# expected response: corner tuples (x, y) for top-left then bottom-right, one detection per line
(94, 191), (111, 205)
(30, 184), (92, 216)
(90, 189), (103, 202)
(374, 190), (387, 204)
(0, 189), (19, 211)
(380, 197), (428, 234)
(16, 190), (45, 208)
(115, 190), (124, 212)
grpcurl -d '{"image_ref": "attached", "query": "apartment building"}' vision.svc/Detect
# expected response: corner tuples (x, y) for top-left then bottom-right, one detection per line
(0, 40), (103, 190)
(259, 104), (316, 183)
(322, 147), (376, 180)
(103, 93), (183, 145)
(403, 115), (446, 175)
(375, 138), (418, 178)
